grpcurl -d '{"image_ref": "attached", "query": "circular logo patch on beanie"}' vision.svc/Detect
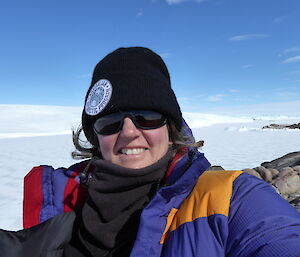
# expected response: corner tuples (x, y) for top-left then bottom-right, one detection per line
(85, 79), (113, 116)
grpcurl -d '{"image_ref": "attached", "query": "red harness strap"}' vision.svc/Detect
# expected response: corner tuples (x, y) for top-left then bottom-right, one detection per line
(165, 148), (188, 182)
(64, 169), (88, 213)
(23, 166), (44, 229)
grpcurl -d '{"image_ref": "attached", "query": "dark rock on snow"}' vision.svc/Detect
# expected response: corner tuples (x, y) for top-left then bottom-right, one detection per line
(261, 152), (300, 170)
(262, 123), (300, 130)
(208, 165), (225, 171)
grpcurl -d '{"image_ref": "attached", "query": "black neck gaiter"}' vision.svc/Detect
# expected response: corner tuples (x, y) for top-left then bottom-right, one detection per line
(64, 151), (172, 257)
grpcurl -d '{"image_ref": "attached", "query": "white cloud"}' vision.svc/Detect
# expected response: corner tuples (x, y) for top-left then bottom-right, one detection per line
(177, 97), (194, 108)
(207, 94), (226, 102)
(165, 0), (205, 4)
(229, 89), (239, 93)
(166, 0), (188, 4)
(195, 94), (205, 98)
(242, 64), (253, 68)
(159, 52), (171, 59)
(209, 101), (300, 117)
(137, 8), (143, 17)
(229, 34), (269, 42)
(178, 97), (190, 102)
(275, 91), (299, 99)
(272, 16), (286, 24)
(284, 47), (300, 54)
(283, 56), (300, 64)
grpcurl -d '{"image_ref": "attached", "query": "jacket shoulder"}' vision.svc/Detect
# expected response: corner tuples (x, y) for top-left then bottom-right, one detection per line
(193, 170), (243, 217)
(177, 169), (243, 221)
(23, 161), (89, 228)
(162, 170), (243, 241)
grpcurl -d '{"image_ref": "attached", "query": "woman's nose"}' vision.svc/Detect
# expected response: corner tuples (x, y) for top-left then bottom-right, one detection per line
(119, 117), (141, 138)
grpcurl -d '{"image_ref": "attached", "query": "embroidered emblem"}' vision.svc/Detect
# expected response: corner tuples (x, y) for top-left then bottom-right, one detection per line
(85, 79), (112, 115)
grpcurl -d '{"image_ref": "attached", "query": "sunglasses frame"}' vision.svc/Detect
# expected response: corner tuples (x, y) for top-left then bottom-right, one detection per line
(93, 110), (167, 135)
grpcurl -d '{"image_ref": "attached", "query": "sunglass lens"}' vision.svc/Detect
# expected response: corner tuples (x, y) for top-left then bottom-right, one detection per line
(94, 114), (122, 135)
(134, 111), (166, 129)
(100, 121), (121, 135)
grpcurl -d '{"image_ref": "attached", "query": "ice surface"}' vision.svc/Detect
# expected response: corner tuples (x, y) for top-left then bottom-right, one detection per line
(194, 119), (300, 170)
(0, 104), (299, 231)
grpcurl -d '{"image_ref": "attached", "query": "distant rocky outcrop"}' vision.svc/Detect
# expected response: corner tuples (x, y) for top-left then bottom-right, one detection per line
(211, 151), (300, 212)
(261, 152), (300, 170)
(208, 165), (224, 171)
(262, 123), (300, 130)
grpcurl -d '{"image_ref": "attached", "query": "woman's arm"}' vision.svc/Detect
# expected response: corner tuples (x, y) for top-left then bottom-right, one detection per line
(227, 173), (300, 257)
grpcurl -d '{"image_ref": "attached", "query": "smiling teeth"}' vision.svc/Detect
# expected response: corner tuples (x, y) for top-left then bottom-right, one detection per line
(120, 148), (146, 155)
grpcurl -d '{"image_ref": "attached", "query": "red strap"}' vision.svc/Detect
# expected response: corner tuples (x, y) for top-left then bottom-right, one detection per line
(23, 166), (43, 229)
(165, 147), (188, 182)
(64, 169), (88, 213)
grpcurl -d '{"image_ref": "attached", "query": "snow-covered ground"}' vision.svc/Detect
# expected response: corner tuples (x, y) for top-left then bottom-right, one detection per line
(0, 104), (300, 231)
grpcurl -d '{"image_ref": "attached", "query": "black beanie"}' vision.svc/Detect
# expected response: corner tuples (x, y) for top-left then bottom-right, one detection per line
(82, 47), (182, 146)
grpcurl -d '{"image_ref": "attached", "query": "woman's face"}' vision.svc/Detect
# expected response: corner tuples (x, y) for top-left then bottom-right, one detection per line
(97, 117), (171, 169)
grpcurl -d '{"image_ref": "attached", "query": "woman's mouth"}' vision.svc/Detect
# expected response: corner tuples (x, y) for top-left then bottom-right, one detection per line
(119, 148), (148, 155)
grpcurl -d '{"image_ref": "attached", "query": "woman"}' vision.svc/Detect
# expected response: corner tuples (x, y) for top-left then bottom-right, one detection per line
(1, 47), (300, 257)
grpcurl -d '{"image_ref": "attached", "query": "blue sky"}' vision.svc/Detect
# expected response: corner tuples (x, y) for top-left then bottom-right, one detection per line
(1, 0), (300, 113)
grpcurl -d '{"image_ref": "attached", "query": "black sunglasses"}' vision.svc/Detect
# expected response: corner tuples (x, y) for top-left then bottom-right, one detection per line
(93, 110), (167, 135)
